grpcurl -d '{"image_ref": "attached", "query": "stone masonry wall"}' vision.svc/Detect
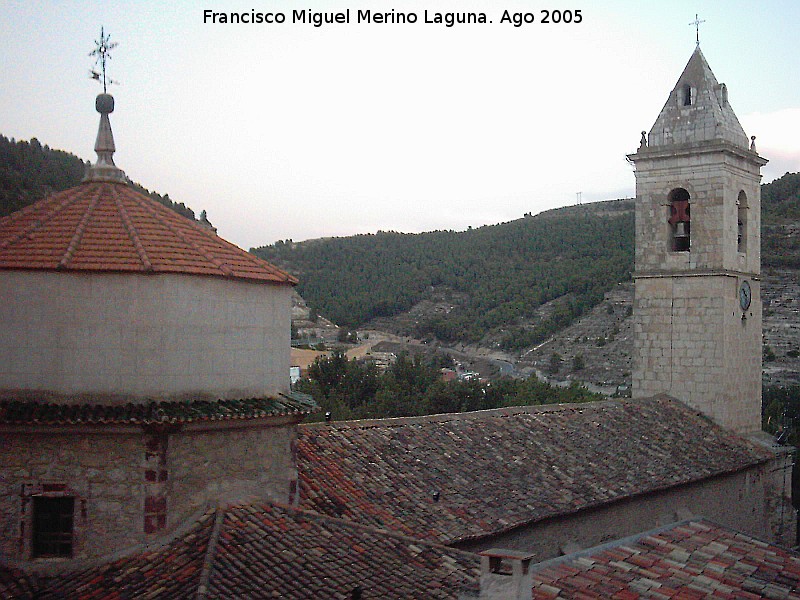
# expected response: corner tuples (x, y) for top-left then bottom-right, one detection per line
(0, 420), (299, 564)
(633, 274), (761, 433)
(633, 150), (762, 276)
(167, 423), (298, 528)
(0, 430), (144, 562)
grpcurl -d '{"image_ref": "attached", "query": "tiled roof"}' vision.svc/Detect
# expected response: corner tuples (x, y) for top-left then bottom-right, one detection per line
(530, 519), (800, 599)
(297, 396), (773, 544)
(6, 509), (798, 598)
(0, 566), (37, 599)
(0, 181), (296, 284)
(0, 392), (316, 426)
(32, 510), (216, 600)
(646, 47), (749, 150)
(6, 502), (479, 599)
(205, 502), (479, 598)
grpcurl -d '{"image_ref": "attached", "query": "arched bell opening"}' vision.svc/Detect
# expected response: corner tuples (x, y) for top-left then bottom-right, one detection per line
(668, 188), (691, 252)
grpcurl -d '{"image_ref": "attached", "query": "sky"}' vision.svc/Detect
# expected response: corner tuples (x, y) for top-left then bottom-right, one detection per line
(1, 1), (798, 250)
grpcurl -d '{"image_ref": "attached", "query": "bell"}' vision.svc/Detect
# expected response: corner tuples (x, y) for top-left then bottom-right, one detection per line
(674, 222), (688, 239)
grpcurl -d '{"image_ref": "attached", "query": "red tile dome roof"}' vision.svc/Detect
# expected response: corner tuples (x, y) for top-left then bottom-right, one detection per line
(0, 181), (296, 284)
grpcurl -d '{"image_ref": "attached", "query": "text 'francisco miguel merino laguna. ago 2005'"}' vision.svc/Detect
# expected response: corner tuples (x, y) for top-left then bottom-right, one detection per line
(202, 8), (584, 28)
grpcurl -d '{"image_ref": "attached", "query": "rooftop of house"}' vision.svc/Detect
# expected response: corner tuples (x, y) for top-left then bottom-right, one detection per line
(10, 502), (481, 600)
(297, 395), (774, 545)
(530, 519), (800, 599)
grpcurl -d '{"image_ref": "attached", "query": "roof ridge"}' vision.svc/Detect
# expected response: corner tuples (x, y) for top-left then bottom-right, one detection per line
(58, 185), (103, 269)
(0, 189), (81, 253)
(196, 508), (225, 600)
(133, 195), (234, 277)
(301, 398), (628, 431)
(112, 185), (153, 271)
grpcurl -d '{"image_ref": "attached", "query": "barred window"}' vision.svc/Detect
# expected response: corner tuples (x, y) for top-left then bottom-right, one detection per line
(32, 496), (74, 558)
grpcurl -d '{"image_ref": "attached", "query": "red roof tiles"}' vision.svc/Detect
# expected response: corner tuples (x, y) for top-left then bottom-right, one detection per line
(297, 396), (773, 544)
(0, 181), (296, 284)
(530, 519), (800, 599)
(206, 503), (479, 598)
(32, 510), (216, 599)
(8, 503), (480, 599)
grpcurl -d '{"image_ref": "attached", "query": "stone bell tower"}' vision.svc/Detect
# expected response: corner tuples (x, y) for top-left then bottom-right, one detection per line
(628, 47), (767, 433)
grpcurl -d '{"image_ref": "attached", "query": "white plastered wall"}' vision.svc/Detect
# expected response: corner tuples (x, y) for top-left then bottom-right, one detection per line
(0, 271), (291, 400)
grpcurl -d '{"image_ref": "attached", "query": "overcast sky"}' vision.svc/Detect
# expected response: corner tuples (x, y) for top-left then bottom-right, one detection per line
(2, 0), (798, 249)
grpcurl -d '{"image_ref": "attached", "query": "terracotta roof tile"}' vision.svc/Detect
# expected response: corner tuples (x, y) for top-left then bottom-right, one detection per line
(4, 503), (479, 599)
(297, 396), (772, 544)
(0, 392), (316, 426)
(32, 510), (216, 599)
(530, 520), (800, 599)
(0, 182), (297, 284)
(3, 503), (797, 598)
(205, 503), (480, 599)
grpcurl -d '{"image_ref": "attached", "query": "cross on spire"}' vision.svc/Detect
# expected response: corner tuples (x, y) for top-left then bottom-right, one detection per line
(689, 14), (705, 47)
(89, 26), (118, 93)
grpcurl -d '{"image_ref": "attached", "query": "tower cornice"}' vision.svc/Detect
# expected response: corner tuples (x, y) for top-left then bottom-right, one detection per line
(633, 269), (760, 280)
(628, 140), (768, 167)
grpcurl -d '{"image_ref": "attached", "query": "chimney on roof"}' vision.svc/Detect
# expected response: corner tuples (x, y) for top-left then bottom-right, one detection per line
(476, 549), (535, 600)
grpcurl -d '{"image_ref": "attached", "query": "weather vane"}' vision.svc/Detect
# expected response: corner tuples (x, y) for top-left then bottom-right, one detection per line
(689, 14), (705, 47)
(89, 26), (119, 93)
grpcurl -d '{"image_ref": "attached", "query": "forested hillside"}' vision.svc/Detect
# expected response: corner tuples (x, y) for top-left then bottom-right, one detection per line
(253, 201), (635, 349)
(762, 171), (800, 269)
(0, 134), (198, 220)
(256, 173), (799, 352)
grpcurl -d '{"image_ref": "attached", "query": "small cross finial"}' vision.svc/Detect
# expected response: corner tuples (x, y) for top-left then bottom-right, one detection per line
(89, 26), (118, 93)
(690, 14), (705, 47)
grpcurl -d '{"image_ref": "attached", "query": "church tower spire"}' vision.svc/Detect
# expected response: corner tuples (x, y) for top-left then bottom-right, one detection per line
(629, 49), (767, 433)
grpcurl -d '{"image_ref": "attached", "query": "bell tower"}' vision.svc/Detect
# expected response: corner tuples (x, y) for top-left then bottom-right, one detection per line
(629, 47), (767, 433)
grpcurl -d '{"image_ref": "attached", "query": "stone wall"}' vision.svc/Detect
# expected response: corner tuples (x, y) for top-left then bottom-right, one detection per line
(0, 419), (300, 564)
(632, 148), (762, 276)
(633, 273), (762, 433)
(0, 429), (143, 562)
(0, 271), (292, 401)
(456, 455), (795, 560)
(168, 422), (299, 528)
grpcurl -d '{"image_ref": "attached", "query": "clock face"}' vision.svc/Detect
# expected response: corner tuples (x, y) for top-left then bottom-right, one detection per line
(739, 281), (752, 311)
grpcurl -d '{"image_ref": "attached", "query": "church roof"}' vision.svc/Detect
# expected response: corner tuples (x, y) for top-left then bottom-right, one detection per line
(25, 510), (216, 599)
(297, 396), (772, 545)
(0, 392), (316, 426)
(0, 181), (296, 284)
(7, 508), (799, 598)
(0, 90), (295, 284)
(530, 519), (800, 599)
(20, 502), (480, 599)
(646, 47), (749, 149)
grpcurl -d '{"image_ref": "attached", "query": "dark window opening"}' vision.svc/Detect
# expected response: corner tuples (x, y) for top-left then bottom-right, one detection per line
(33, 496), (74, 558)
(668, 188), (691, 252)
(737, 191), (748, 253)
(682, 84), (692, 106)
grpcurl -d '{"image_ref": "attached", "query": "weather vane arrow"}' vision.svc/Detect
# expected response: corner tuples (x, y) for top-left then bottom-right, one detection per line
(89, 26), (119, 93)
